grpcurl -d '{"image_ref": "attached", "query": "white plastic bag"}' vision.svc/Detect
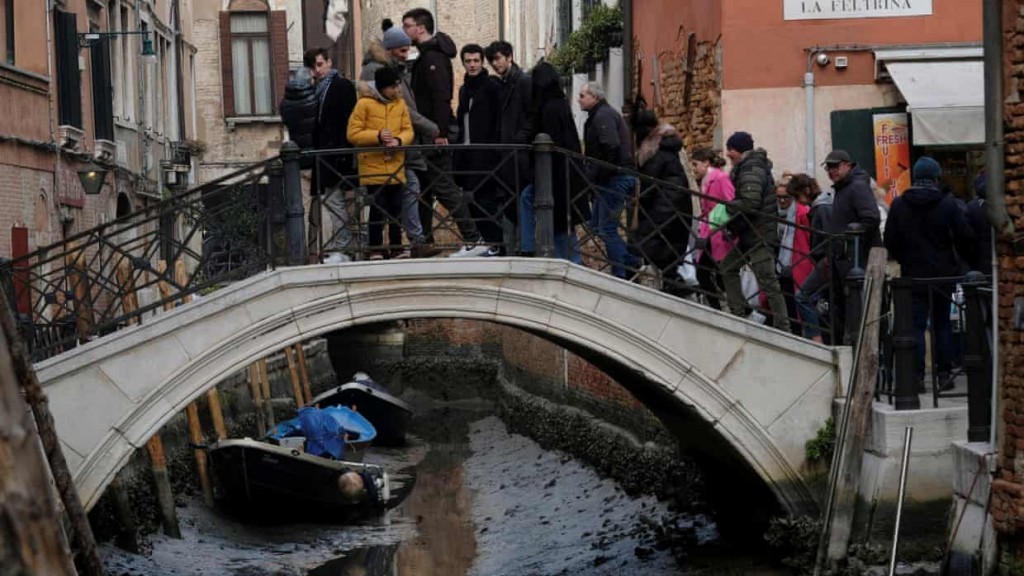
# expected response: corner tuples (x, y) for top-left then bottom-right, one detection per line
(676, 253), (700, 287)
(740, 265), (760, 308)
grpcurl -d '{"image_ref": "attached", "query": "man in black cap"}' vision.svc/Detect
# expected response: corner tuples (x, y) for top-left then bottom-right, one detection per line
(884, 157), (974, 390)
(718, 131), (790, 331)
(822, 149), (881, 342)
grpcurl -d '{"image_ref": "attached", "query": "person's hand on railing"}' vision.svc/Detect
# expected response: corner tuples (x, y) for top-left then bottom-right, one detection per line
(434, 136), (449, 146)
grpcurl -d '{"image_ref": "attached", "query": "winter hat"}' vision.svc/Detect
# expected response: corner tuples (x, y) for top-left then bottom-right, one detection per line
(726, 131), (754, 154)
(912, 156), (942, 182)
(374, 66), (402, 88)
(973, 173), (987, 199)
(382, 26), (411, 50)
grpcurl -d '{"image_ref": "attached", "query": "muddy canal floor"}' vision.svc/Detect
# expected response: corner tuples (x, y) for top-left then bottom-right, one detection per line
(100, 404), (782, 575)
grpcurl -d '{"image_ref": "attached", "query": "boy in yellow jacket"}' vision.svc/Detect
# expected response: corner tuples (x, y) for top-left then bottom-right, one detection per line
(347, 66), (415, 257)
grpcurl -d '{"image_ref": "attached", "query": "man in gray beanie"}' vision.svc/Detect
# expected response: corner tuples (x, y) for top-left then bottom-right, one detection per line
(357, 20), (442, 258)
(718, 131), (791, 331)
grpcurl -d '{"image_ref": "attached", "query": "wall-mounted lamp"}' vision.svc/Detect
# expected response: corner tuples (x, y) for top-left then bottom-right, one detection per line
(79, 31), (157, 65)
(76, 161), (109, 195)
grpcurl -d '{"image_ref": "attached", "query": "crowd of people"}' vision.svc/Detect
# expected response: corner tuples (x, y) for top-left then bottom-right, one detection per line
(278, 8), (991, 380)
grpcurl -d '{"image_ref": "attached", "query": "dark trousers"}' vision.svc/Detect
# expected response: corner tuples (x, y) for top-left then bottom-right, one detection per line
(779, 274), (803, 336)
(459, 172), (507, 248)
(368, 184), (403, 250)
(696, 250), (724, 310)
(913, 288), (954, 378)
(417, 151), (481, 244)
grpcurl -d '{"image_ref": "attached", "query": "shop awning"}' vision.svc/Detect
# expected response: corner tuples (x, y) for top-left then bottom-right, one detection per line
(875, 47), (984, 146)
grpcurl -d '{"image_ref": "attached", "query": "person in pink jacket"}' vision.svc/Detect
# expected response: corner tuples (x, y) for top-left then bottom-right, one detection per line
(690, 148), (736, 310)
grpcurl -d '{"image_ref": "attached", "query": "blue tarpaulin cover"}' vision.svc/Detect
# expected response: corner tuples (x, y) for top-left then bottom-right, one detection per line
(267, 406), (377, 459)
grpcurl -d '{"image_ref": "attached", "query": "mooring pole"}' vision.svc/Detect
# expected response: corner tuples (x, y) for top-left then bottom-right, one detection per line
(887, 427), (914, 576)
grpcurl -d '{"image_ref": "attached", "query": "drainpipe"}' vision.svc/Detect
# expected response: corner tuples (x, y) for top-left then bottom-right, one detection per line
(622, 0), (633, 105)
(498, 0), (505, 41)
(804, 48), (819, 175)
(982, 0), (1008, 448)
(984, 0), (1012, 236)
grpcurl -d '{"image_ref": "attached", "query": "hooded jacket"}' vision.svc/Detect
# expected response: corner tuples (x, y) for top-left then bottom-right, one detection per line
(726, 148), (776, 247)
(347, 83), (414, 186)
(410, 31), (457, 138)
(884, 183), (974, 279)
(358, 40), (437, 171)
(279, 74), (317, 151)
(635, 123), (693, 271)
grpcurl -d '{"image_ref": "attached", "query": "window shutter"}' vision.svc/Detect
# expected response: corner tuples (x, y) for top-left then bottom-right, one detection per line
(219, 12), (235, 118)
(270, 11), (288, 106)
(54, 10), (82, 128)
(91, 39), (115, 141)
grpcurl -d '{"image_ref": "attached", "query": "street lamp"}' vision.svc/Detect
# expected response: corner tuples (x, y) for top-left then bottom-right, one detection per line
(76, 161), (109, 195)
(79, 30), (157, 65)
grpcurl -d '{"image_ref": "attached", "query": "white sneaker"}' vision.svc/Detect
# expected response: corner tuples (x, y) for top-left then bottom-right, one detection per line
(323, 252), (351, 264)
(448, 240), (490, 258)
(747, 310), (767, 325)
(481, 246), (501, 257)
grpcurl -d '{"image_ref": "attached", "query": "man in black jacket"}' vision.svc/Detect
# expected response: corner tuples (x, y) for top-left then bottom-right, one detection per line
(306, 47), (358, 263)
(718, 131), (790, 331)
(579, 82), (638, 279)
(486, 41), (532, 206)
(823, 149), (881, 341)
(885, 157), (974, 389)
(455, 44), (504, 254)
(402, 8), (486, 257)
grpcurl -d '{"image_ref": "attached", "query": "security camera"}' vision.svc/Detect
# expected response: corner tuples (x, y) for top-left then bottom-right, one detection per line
(815, 52), (830, 67)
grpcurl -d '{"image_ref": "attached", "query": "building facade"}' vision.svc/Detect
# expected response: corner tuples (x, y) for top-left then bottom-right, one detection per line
(0, 0), (198, 259)
(632, 0), (983, 191)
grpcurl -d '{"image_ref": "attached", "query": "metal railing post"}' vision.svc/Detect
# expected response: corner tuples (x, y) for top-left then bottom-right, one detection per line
(532, 133), (555, 258)
(281, 142), (306, 266)
(891, 277), (920, 410)
(963, 271), (992, 441)
(844, 223), (866, 345)
(267, 159), (285, 266)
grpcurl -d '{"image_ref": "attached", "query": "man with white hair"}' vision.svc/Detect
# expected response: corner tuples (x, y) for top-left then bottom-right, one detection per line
(578, 82), (638, 279)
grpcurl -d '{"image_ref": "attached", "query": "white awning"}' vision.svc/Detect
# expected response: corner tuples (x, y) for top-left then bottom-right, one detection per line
(882, 58), (984, 146)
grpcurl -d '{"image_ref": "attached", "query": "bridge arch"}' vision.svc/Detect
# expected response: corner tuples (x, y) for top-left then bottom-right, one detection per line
(35, 259), (847, 514)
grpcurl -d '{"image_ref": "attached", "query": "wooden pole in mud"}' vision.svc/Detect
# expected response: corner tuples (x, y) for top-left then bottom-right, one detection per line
(284, 345), (306, 407)
(248, 363), (268, 436)
(258, 358), (275, 428)
(122, 259), (182, 538)
(166, 262), (214, 506)
(145, 435), (182, 538)
(0, 276), (103, 569)
(207, 389), (228, 440)
(0, 297), (78, 575)
(107, 475), (141, 554)
(295, 343), (313, 404)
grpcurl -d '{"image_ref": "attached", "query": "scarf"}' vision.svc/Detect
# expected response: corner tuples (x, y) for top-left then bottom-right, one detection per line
(316, 68), (338, 122)
(777, 201), (797, 270)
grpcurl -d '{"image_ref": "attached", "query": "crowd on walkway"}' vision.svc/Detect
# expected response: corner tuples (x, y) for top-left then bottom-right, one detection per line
(278, 8), (991, 368)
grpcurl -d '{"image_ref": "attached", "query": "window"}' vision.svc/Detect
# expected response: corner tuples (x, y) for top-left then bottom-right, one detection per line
(219, 9), (288, 118)
(91, 37), (115, 140)
(4, 0), (13, 65)
(54, 10), (82, 128)
(229, 13), (273, 116)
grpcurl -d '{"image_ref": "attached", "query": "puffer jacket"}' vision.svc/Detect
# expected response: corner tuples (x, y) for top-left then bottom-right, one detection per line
(727, 148), (777, 248)
(346, 83), (414, 186)
(583, 99), (635, 182)
(279, 73), (317, 151)
(358, 41), (437, 172)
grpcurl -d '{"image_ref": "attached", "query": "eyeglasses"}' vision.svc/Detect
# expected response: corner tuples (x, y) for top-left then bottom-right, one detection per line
(776, 195), (792, 202)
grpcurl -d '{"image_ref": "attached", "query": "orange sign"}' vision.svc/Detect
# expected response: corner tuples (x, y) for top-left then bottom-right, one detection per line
(873, 112), (911, 205)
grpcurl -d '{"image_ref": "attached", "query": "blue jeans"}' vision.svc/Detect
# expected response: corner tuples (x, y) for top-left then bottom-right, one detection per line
(519, 184), (581, 263)
(796, 266), (828, 338)
(588, 175), (638, 278)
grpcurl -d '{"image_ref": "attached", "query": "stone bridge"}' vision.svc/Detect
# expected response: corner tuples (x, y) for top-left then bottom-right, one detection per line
(34, 258), (850, 515)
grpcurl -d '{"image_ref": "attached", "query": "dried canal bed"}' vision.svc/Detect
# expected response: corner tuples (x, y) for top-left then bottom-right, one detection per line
(100, 408), (712, 576)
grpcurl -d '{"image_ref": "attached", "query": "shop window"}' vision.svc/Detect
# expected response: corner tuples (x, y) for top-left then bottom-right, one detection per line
(220, 9), (288, 118)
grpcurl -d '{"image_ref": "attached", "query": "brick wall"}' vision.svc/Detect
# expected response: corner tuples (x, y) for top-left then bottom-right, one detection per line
(993, 0), (1024, 550)
(633, 28), (722, 153)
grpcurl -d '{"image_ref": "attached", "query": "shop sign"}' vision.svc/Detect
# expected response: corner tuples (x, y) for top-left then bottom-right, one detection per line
(784, 0), (932, 21)
(873, 112), (911, 204)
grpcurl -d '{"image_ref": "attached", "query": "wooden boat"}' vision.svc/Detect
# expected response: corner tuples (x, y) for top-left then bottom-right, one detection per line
(311, 381), (413, 446)
(207, 438), (414, 521)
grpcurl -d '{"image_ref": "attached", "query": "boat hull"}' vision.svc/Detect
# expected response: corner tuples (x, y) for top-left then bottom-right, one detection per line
(207, 438), (389, 521)
(312, 383), (413, 446)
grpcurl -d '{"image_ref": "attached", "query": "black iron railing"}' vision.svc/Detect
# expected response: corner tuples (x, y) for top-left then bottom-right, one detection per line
(3, 138), (857, 362)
